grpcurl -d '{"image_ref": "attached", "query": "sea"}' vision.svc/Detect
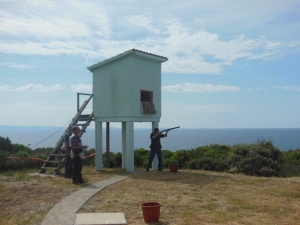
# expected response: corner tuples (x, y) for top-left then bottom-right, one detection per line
(0, 128), (299, 152)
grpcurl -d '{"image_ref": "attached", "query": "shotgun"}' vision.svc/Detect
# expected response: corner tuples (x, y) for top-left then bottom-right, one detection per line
(160, 126), (180, 132)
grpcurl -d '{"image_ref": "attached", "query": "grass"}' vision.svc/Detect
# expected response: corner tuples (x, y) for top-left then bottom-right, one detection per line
(1, 166), (300, 224)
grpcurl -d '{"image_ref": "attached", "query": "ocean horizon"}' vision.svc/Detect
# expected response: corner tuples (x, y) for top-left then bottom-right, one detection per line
(0, 127), (299, 152)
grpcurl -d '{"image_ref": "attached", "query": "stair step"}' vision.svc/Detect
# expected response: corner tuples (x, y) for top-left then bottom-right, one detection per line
(40, 167), (58, 170)
(79, 114), (91, 117)
(78, 114), (93, 121)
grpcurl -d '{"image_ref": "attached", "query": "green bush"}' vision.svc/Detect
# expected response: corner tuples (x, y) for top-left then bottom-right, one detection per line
(282, 149), (300, 165)
(4, 158), (24, 170)
(0, 136), (12, 152)
(11, 144), (31, 155)
(134, 148), (149, 168)
(0, 150), (8, 170)
(16, 150), (30, 158)
(3, 132), (300, 177)
(114, 152), (122, 167)
(103, 152), (122, 168)
(171, 149), (193, 169)
(170, 144), (230, 170)
(161, 150), (175, 168)
(228, 140), (283, 176)
(162, 150), (174, 159)
(280, 164), (300, 177)
(280, 148), (300, 177)
(187, 157), (229, 171)
(23, 159), (44, 169)
(31, 147), (53, 159)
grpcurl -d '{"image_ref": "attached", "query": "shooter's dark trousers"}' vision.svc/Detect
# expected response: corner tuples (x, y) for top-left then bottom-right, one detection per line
(72, 155), (83, 182)
(147, 148), (163, 169)
(64, 156), (73, 178)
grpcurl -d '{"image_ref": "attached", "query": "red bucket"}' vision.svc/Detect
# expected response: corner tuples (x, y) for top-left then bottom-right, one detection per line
(170, 164), (179, 172)
(141, 202), (161, 223)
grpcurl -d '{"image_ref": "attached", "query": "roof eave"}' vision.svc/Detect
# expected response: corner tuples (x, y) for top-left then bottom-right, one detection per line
(87, 49), (168, 71)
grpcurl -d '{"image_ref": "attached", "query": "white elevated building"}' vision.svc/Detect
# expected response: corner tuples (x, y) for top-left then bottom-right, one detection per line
(87, 49), (168, 172)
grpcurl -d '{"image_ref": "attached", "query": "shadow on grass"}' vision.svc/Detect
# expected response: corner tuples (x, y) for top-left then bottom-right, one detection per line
(96, 167), (230, 186)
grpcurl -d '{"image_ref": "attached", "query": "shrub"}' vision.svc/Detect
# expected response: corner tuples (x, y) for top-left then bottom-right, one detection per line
(187, 158), (201, 170)
(103, 152), (122, 168)
(282, 149), (300, 165)
(162, 150), (174, 159)
(171, 145), (231, 171)
(0, 150), (8, 170)
(134, 148), (149, 168)
(11, 144), (31, 155)
(228, 140), (283, 176)
(114, 152), (122, 167)
(280, 148), (300, 177)
(280, 164), (300, 177)
(187, 157), (229, 171)
(0, 136), (12, 152)
(171, 149), (193, 169)
(4, 158), (25, 170)
(16, 150), (30, 158)
(23, 158), (44, 169)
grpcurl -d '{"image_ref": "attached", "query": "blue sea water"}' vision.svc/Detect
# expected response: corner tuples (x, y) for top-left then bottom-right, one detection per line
(1, 128), (299, 152)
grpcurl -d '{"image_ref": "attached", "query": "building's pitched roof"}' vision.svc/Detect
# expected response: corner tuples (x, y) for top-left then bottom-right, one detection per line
(87, 49), (168, 71)
(131, 48), (168, 60)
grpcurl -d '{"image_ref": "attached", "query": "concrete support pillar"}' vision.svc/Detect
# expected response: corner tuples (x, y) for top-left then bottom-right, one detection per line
(121, 122), (126, 169)
(125, 121), (134, 172)
(152, 121), (159, 171)
(95, 121), (102, 171)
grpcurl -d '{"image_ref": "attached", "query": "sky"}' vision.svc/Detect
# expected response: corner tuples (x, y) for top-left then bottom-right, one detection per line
(0, 0), (300, 129)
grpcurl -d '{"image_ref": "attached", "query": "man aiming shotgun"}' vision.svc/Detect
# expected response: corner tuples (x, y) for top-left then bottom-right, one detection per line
(160, 126), (180, 132)
(146, 126), (180, 171)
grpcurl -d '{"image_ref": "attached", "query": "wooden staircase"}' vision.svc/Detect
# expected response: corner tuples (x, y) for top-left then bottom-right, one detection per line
(39, 94), (93, 175)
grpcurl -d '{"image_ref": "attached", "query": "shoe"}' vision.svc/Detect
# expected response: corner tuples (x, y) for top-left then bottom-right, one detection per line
(145, 167), (149, 172)
(158, 167), (163, 171)
(79, 180), (87, 184)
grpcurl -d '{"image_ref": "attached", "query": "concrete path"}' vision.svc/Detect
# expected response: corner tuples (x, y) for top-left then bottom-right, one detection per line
(41, 176), (128, 225)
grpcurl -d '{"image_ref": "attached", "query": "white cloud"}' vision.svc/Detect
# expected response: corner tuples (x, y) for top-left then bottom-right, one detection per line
(0, 41), (97, 57)
(0, 0), (299, 75)
(0, 85), (12, 91)
(247, 87), (268, 91)
(0, 15), (90, 39)
(273, 86), (300, 91)
(1, 62), (33, 68)
(125, 15), (160, 35)
(162, 83), (241, 93)
(16, 84), (66, 92)
(70, 84), (92, 93)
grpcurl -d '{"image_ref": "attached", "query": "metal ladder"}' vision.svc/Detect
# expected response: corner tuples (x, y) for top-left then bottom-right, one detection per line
(39, 94), (93, 175)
